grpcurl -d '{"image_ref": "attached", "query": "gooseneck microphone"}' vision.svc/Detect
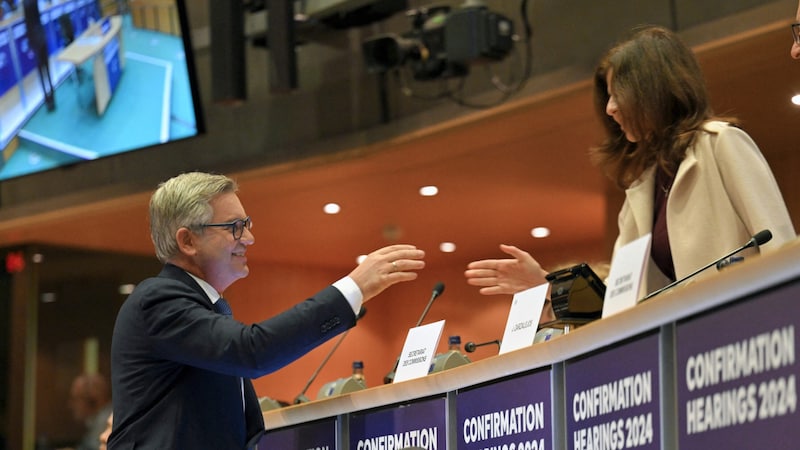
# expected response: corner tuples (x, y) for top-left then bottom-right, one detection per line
(416, 282), (445, 327)
(640, 229), (772, 302)
(383, 282), (446, 384)
(294, 307), (367, 404)
(464, 339), (501, 353)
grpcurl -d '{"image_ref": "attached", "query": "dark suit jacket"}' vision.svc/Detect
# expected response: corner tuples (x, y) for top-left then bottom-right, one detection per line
(108, 263), (355, 449)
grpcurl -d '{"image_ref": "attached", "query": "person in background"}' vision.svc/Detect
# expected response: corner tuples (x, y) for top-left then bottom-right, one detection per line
(109, 172), (425, 449)
(791, 1), (800, 59)
(98, 413), (111, 450)
(63, 373), (112, 450)
(465, 25), (795, 300)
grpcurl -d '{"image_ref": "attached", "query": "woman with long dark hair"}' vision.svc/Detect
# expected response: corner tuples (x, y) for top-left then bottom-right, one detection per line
(465, 25), (795, 299)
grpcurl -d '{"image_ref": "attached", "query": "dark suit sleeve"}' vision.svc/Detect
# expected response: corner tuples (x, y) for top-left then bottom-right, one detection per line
(135, 277), (356, 379)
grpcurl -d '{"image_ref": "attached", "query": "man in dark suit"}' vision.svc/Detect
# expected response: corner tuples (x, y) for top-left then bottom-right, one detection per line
(108, 172), (425, 449)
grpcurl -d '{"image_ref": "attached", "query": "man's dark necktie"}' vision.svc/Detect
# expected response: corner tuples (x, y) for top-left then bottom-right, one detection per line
(212, 297), (245, 411)
(214, 297), (233, 316)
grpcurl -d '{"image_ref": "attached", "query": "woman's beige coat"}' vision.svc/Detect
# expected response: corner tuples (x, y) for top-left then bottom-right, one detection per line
(614, 121), (797, 295)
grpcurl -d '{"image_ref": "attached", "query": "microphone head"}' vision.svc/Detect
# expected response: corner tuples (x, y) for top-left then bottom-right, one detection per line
(752, 229), (773, 247)
(432, 282), (445, 298)
(464, 342), (477, 353)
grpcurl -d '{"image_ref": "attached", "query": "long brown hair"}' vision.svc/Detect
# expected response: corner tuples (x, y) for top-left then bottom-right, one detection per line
(590, 25), (728, 189)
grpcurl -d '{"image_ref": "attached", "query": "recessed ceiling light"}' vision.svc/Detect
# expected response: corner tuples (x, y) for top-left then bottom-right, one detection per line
(323, 203), (341, 214)
(792, 94), (800, 106)
(439, 242), (456, 253)
(531, 227), (551, 238)
(419, 185), (439, 196)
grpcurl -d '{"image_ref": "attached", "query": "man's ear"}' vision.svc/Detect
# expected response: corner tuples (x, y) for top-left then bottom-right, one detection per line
(175, 227), (198, 256)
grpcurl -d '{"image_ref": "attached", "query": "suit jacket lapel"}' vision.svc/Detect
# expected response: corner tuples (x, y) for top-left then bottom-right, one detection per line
(160, 263), (215, 311)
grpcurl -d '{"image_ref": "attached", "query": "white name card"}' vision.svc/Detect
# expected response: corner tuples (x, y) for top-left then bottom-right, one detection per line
(393, 319), (446, 383)
(603, 234), (652, 318)
(499, 283), (548, 355)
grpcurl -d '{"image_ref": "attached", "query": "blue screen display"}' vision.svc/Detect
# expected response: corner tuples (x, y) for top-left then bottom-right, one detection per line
(0, 0), (204, 181)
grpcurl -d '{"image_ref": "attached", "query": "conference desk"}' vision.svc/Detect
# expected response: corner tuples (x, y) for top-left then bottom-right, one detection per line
(260, 240), (800, 449)
(56, 14), (124, 115)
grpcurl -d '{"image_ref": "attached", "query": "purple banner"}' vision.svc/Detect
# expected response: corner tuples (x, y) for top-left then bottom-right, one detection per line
(103, 35), (121, 94)
(565, 333), (661, 450)
(0, 26), (16, 97)
(12, 22), (35, 77)
(73, 1), (90, 32)
(259, 417), (337, 449)
(349, 397), (446, 450)
(676, 279), (800, 449)
(48, 3), (66, 51)
(456, 369), (551, 449)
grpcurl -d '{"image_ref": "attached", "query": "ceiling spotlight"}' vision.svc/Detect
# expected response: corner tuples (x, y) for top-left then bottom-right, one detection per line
(792, 94), (800, 106)
(323, 203), (341, 214)
(419, 185), (439, 196)
(439, 242), (456, 253)
(531, 227), (550, 238)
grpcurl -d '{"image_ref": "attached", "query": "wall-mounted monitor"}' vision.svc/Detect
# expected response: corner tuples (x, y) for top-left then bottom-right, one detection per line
(0, 0), (204, 181)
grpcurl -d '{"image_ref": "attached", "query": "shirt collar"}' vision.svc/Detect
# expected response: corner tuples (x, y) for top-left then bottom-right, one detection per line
(185, 271), (221, 304)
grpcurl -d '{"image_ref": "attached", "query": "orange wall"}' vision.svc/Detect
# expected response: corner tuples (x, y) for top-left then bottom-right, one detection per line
(225, 239), (608, 403)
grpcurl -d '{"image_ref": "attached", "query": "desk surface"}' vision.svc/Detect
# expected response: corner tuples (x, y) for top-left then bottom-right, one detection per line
(56, 15), (122, 65)
(262, 239), (800, 430)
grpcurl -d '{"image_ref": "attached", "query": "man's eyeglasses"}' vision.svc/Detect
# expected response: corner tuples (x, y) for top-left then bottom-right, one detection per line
(199, 216), (252, 240)
(792, 23), (800, 45)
